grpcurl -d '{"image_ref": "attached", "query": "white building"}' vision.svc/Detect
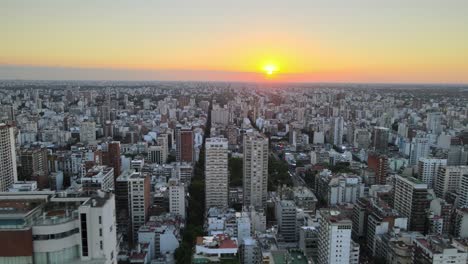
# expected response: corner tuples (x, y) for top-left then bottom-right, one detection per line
(168, 178), (186, 219)
(243, 132), (268, 209)
(0, 123), (17, 191)
(417, 158), (447, 188)
(435, 166), (468, 199)
(318, 209), (353, 264)
(148, 145), (166, 165)
(78, 193), (118, 264)
(328, 176), (365, 206)
(205, 137), (229, 211)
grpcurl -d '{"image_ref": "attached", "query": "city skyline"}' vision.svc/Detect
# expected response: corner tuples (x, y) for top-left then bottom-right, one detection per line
(2, 0), (468, 83)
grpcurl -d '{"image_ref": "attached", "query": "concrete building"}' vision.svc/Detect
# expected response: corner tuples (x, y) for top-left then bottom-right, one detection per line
(413, 235), (467, 264)
(243, 132), (268, 209)
(19, 147), (49, 183)
(148, 145), (166, 165)
(459, 173), (468, 208)
(275, 200), (297, 243)
(317, 209), (353, 264)
(426, 112), (443, 134)
(240, 237), (261, 264)
(80, 121), (96, 143)
(0, 123), (17, 191)
(418, 158), (447, 188)
(168, 178), (186, 219)
(434, 166), (468, 199)
(0, 191), (117, 264)
(393, 175), (429, 232)
(81, 165), (115, 192)
(372, 126), (390, 153)
(205, 137), (229, 210)
(331, 117), (344, 146)
(176, 126), (194, 163)
(410, 136), (430, 166)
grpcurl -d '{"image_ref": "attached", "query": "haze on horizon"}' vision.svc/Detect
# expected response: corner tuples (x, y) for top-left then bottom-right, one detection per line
(1, 0), (468, 83)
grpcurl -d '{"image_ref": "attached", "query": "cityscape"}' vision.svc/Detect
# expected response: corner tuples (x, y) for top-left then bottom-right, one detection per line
(1, 1), (468, 264)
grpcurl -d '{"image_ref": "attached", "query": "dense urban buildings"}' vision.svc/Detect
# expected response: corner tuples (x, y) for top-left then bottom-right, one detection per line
(0, 81), (467, 264)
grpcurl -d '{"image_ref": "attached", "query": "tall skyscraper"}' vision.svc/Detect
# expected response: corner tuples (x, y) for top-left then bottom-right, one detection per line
(0, 123), (17, 191)
(393, 175), (428, 232)
(243, 132), (268, 209)
(331, 117), (344, 146)
(205, 137), (229, 210)
(80, 121), (96, 143)
(176, 126), (194, 163)
(409, 136), (430, 166)
(372, 126), (389, 153)
(317, 209), (353, 264)
(417, 158), (447, 188)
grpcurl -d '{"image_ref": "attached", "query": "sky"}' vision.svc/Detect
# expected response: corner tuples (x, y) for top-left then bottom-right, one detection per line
(1, 0), (468, 83)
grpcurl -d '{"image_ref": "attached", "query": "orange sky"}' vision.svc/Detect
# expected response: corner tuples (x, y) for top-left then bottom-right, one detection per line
(1, 0), (468, 83)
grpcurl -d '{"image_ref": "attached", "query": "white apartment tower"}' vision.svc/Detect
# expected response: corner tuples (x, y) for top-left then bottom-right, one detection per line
(205, 137), (229, 210)
(0, 123), (17, 191)
(318, 209), (353, 264)
(243, 132), (269, 209)
(168, 178), (186, 219)
(417, 158), (447, 188)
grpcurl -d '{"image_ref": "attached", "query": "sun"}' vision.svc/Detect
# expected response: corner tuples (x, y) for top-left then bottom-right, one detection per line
(263, 64), (278, 76)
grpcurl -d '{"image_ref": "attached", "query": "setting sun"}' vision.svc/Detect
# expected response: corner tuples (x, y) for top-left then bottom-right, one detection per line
(263, 64), (278, 76)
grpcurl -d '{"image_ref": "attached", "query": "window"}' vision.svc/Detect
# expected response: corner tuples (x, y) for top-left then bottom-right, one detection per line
(99, 228), (102, 236)
(100, 241), (103, 250)
(98, 216), (102, 224)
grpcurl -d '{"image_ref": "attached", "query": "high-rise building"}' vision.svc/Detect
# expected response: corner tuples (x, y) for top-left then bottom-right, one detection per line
(372, 126), (390, 153)
(426, 112), (443, 134)
(176, 126), (194, 163)
(354, 128), (371, 149)
(19, 147), (49, 182)
(367, 152), (389, 185)
(117, 171), (151, 243)
(317, 209), (353, 264)
(205, 137), (229, 210)
(80, 121), (96, 143)
(447, 144), (468, 166)
(148, 145), (166, 165)
(275, 200), (297, 242)
(243, 132), (268, 209)
(102, 141), (121, 179)
(435, 166), (468, 199)
(0, 123), (17, 191)
(417, 158), (447, 188)
(168, 178), (186, 219)
(393, 175), (429, 232)
(331, 117), (344, 146)
(409, 136), (430, 166)
(458, 173), (468, 208)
